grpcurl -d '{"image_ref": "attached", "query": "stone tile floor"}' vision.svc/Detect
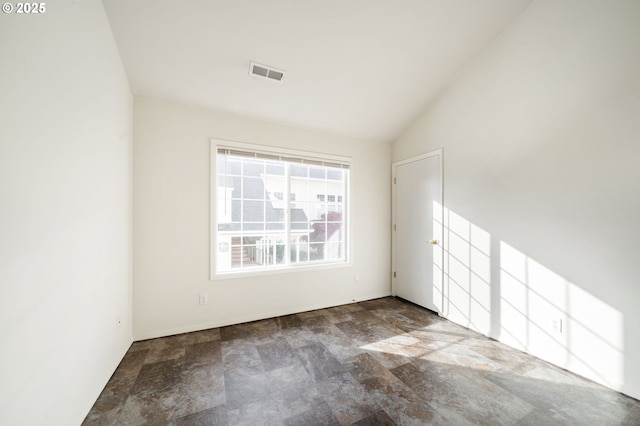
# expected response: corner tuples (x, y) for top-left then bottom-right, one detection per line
(83, 297), (640, 425)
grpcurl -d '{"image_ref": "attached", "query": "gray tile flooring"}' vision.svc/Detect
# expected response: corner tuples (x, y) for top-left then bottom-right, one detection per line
(83, 297), (640, 425)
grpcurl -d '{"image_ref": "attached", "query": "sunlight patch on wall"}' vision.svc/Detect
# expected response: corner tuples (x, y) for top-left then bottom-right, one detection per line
(432, 200), (444, 313)
(435, 202), (491, 334)
(499, 241), (624, 389)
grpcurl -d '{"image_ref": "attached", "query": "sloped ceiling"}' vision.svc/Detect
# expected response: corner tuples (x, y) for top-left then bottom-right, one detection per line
(103, 0), (531, 142)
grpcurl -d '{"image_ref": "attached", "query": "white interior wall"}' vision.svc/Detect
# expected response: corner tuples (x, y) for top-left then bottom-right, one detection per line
(4, 0), (636, 421)
(393, 0), (640, 399)
(0, 1), (133, 424)
(133, 97), (390, 340)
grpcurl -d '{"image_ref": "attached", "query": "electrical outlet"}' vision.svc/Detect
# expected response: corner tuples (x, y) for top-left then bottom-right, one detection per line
(354, 274), (360, 284)
(550, 317), (563, 334)
(199, 293), (208, 305)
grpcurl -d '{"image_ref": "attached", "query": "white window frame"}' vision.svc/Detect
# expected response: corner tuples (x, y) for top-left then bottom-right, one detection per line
(210, 139), (351, 280)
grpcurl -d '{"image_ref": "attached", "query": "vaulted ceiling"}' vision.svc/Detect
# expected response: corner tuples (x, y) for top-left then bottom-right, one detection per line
(103, 0), (531, 142)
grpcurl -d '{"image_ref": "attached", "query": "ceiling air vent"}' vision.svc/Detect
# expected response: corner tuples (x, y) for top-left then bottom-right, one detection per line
(249, 62), (285, 82)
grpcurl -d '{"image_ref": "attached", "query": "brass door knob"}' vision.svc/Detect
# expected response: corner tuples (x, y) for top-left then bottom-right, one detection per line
(428, 239), (439, 245)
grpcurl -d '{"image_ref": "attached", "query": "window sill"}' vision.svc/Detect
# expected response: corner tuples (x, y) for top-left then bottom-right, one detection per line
(211, 260), (352, 281)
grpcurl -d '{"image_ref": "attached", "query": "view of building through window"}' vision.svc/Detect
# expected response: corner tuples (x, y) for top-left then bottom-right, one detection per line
(215, 147), (349, 274)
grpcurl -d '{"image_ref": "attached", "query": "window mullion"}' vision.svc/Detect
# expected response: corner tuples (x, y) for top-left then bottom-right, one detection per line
(285, 162), (291, 266)
(343, 170), (348, 261)
(239, 160), (244, 269)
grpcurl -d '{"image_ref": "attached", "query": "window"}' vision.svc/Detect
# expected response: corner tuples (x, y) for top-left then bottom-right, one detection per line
(327, 195), (336, 202)
(212, 141), (349, 276)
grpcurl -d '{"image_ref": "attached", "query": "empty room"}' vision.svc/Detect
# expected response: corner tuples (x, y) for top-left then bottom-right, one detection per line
(2, 0), (640, 424)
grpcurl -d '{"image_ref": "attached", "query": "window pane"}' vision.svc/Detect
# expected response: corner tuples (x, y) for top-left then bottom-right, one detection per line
(231, 200), (242, 222)
(242, 177), (264, 200)
(325, 242), (343, 260)
(243, 159), (264, 177)
(309, 203), (327, 221)
(290, 206), (310, 230)
(327, 168), (343, 180)
(290, 234), (310, 263)
(290, 164), (308, 178)
(255, 234), (286, 265)
(215, 235), (233, 271)
(290, 175), (311, 202)
(310, 166), (325, 179)
(223, 176), (240, 198)
(326, 211), (342, 222)
(264, 176), (286, 227)
(243, 200), (264, 222)
(266, 162), (285, 176)
(309, 243), (324, 261)
(218, 223), (240, 232)
(218, 157), (242, 176)
(266, 222), (285, 231)
(216, 183), (233, 223)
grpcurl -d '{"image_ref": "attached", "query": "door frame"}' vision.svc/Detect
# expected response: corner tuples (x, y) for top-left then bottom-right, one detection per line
(391, 149), (444, 312)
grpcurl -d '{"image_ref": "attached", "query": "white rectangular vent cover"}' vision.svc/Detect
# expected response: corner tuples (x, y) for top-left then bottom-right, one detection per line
(249, 62), (285, 82)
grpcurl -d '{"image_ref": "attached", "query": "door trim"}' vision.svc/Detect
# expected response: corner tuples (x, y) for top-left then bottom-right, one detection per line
(391, 149), (444, 313)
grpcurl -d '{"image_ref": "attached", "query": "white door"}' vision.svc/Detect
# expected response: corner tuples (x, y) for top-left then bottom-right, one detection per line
(392, 150), (443, 312)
